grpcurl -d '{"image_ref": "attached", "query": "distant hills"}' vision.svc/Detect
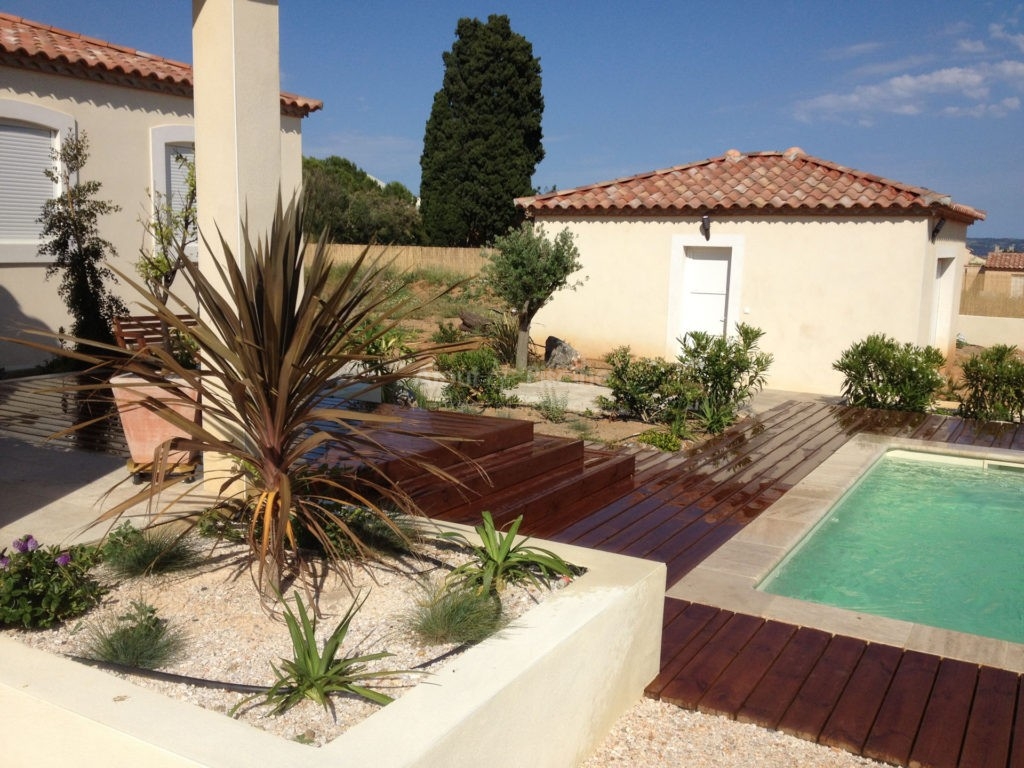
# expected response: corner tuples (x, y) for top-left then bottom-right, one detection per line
(968, 238), (1021, 257)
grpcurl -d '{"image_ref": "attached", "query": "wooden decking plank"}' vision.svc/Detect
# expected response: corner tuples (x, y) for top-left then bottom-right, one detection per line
(861, 650), (942, 767)
(818, 642), (903, 753)
(776, 635), (867, 742)
(908, 658), (978, 768)
(990, 421), (1021, 450)
(696, 620), (798, 718)
(647, 605), (734, 700)
(1008, 678), (1024, 768)
(646, 601), (724, 695)
(658, 613), (764, 709)
(910, 413), (951, 440)
(736, 627), (833, 728)
(957, 666), (1018, 768)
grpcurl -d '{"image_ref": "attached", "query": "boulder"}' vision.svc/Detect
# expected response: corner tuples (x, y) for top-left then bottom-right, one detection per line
(545, 336), (581, 369)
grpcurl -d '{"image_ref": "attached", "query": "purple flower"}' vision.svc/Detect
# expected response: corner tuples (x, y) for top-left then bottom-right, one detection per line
(25, 536), (39, 552)
(55, 552), (71, 567)
(0, 555), (9, 570)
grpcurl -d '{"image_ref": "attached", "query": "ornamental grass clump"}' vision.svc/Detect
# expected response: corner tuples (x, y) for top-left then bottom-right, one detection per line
(101, 521), (200, 578)
(83, 599), (187, 669)
(407, 579), (504, 646)
(0, 535), (103, 629)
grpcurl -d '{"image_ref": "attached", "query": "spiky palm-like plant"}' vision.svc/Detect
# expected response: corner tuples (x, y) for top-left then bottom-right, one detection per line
(11, 195), (466, 599)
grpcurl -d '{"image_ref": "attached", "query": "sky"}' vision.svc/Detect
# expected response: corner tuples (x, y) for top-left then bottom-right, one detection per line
(6, 1), (1023, 236)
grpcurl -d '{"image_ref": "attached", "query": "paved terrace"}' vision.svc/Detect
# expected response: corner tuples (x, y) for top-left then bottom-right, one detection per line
(1, 373), (1023, 767)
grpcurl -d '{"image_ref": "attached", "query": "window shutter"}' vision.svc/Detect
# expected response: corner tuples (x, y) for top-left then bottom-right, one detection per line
(0, 123), (56, 241)
(164, 143), (197, 259)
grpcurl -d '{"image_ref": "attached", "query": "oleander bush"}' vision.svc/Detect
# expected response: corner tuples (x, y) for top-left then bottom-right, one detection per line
(833, 334), (945, 412)
(0, 535), (103, 629)
(678, 323), (773, 432)
(957, 344), (1024, 422)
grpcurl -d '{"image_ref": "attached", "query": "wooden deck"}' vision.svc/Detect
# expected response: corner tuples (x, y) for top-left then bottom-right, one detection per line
(2, 373), (1023, 767)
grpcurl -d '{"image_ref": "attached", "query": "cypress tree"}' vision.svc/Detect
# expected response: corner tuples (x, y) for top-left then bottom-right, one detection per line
(420, 15), (544, 247)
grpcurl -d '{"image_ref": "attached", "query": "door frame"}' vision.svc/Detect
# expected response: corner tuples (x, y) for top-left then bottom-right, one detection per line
(667, 233), (746, 355)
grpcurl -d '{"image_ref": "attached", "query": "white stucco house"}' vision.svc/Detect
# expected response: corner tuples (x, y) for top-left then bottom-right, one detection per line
(0, 12), (321, 370)
(516, 148), (986, 395)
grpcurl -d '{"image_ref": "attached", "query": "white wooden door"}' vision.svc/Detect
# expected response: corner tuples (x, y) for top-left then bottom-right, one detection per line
(681, 247), (731, 337)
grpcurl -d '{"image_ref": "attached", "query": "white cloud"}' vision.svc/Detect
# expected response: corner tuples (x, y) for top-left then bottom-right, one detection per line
(991, 23), (1024, 52)
(956, 39), (988, 54)
(794, 61), (1024, 122)
(825, 41), (884, 60)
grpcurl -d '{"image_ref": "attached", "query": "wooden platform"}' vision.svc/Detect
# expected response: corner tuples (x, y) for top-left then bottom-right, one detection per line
(3, 373), (1023, 767)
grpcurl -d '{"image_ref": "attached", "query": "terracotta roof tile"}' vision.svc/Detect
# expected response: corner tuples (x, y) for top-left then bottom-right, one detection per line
(518, 147), (985, 223)
(0, 12), (321, 117)
(984, 252), (1024, 270)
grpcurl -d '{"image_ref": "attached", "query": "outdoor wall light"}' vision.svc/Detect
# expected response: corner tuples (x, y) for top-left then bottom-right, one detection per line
(931, 216), (946, 242)
(700, 213), (711, 241)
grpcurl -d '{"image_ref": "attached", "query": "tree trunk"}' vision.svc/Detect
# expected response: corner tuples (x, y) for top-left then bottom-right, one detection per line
(515, 314), (531, 370)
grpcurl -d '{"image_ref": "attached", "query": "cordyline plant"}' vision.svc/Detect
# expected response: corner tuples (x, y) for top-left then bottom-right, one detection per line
(8, 194), (470, 600)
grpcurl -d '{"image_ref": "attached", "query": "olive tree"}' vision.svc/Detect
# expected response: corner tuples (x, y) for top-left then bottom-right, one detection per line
(484, 223), (583, 369)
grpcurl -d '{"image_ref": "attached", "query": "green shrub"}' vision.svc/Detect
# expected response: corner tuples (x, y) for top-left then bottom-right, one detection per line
(102, 522), (200, 578)
(833, 334), (945, 412)
(678, 323), (773, 433)
(597, 347), (695, 424)
(535, 386), (569, 423)
(434, 347), (518, 407)
(441, 511), (577, 595)
(83, 600), (187, 669)
(0, 535), (103, 629)
(958, 344), (1024, 421)
(430, 320), (464, 344)
(407, 580), (504, 645)
(293, 503), (423, 560)
(635, 430), (681, 452)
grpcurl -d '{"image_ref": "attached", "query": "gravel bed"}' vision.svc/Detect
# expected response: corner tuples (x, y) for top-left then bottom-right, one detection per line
(2, 537), (558, 748)
(5, 537), (886, 765)
(583, 697), (886, 767)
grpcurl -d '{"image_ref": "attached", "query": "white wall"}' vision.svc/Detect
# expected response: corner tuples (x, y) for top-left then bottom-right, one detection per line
(531, 213), (968, 395)
(0, 67), (306, 371)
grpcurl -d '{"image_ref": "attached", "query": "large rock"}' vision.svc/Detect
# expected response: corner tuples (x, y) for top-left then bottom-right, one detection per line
(545, 336), (581, 369)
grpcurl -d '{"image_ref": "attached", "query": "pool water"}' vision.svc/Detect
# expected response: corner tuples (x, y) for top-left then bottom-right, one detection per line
(759, 451), (1024, 643)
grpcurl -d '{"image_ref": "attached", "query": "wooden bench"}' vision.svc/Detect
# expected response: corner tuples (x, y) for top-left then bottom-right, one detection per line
(113, 314), (198, 352)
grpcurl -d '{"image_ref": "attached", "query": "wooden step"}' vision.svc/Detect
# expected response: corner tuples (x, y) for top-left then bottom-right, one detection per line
(406, 435), (585, 516)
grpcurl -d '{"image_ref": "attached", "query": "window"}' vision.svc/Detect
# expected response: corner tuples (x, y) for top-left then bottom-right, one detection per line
(0, 101), (73, 263)
(1010, 275), (1024, 299)
(0, 122), (56, 242)
(151, 126), (196, 261)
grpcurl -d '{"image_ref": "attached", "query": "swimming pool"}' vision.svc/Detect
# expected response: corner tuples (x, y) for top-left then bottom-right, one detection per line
(667, 434), (1024, 672)
(758, 450), (1024, 643)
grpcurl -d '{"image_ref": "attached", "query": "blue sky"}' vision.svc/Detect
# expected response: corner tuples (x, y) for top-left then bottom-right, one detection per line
(7, 1), (1023, 236)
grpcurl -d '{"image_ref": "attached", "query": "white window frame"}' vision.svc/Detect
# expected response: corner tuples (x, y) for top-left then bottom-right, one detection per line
(0, 100), (74, 263)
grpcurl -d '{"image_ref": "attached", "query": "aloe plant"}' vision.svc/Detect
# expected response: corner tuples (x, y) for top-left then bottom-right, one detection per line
(8, 194), (465, 599)
(442, 511), (576, 594)
(232, 592), (406, 716)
